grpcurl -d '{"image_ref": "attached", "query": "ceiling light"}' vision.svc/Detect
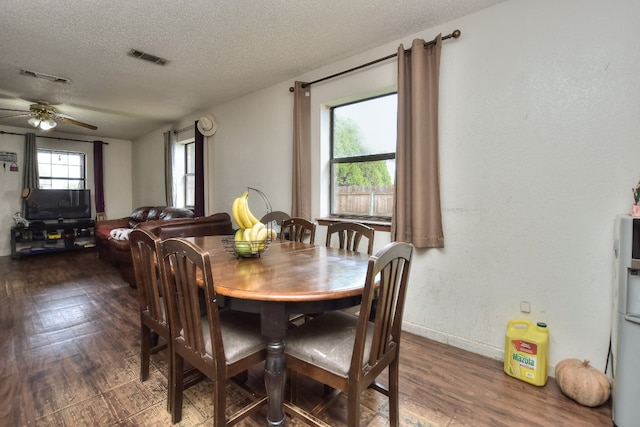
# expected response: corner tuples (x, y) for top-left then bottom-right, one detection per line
(39, 118), (57, 130)
(27, 117), (41, 127)
(28, 112), (57, 130)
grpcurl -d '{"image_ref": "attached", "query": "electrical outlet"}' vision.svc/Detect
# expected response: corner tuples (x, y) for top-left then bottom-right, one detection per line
(520, 301), (531, 313)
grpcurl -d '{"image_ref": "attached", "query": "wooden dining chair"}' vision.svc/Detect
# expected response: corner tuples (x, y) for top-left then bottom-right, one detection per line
(261, 211), (291, 241)
(325, 222), (375, 255)
(284, 241), (414, 427)
(324, 222), (376, 320)
(280, 217), (316, 244)
(260, 210), (290, 226)
(160, 237), (267, 425)
(129, 229), (169, 389)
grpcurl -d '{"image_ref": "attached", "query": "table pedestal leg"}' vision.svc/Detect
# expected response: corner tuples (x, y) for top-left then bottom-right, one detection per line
(265, 339), (286, 426)
(262, 303), (288, 426)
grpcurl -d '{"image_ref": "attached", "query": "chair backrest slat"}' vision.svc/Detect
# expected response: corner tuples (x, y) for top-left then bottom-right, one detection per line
(280, 217), (316, 244)
(325, 222), (375, 255)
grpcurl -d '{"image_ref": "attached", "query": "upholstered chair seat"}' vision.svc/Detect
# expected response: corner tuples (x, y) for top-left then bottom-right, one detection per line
(191, 310), (264, 364)
(285, 311), (374, 377)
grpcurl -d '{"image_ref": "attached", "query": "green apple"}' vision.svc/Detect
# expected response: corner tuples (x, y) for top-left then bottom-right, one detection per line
(234, 229), (253, 256)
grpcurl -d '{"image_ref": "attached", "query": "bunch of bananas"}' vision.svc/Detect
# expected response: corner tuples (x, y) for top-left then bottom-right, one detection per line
(231, 190), (277, 255)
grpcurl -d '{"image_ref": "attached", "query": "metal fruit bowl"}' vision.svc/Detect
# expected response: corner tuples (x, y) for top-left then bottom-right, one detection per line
(222, 237), (272, 258)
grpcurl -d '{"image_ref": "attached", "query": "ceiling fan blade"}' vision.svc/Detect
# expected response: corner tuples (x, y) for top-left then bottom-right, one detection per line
(0, 108), (31, 114)
(59, 116), (98, 130)
(0, 112), (32, 120)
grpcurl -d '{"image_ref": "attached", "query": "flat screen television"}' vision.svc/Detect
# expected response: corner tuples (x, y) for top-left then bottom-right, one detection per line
(24, 189), (92, 222)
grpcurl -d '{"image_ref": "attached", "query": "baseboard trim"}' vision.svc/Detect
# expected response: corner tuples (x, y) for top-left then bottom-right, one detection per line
(402, 321), (503, 360)
(402, 321), (557, 378)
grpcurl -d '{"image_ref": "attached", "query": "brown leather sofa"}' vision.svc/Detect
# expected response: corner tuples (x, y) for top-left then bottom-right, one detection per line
(95, 206), (234, 286)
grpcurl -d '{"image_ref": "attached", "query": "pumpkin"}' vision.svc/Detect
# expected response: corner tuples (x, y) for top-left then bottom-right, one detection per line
(554, 359), (610, 407)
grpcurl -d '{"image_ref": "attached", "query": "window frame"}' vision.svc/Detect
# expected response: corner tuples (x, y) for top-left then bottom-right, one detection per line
(184, 141), (195, 209)
(329, 92), (397, 221)
(37, 148), (86, 189)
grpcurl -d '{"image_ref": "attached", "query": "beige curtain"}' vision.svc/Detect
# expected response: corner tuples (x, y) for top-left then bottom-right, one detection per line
(22, 132), (39, 215)
(22, 132), (38, 190)
(392, 36), (444, 248)
(291, 81), (311, 218)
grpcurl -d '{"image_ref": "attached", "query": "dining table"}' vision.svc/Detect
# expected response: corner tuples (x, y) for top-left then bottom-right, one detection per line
(185, 234), (371, 427)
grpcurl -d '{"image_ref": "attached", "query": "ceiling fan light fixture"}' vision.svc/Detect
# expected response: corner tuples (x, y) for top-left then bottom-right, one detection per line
(1, 102), (96, 131)
(27, 116), (41, 128)
(40, 118), (57, 130)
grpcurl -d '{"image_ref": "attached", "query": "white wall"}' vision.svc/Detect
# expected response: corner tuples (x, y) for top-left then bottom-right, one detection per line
(207, 84), (295, 218)
(102, 138), (134, 220)
(423, 0), (640, 370)
(131, 0), (640, 373)
(0, 125), (133, 256)
(132, 126), (171, 208)
(0, 128), (25, 255)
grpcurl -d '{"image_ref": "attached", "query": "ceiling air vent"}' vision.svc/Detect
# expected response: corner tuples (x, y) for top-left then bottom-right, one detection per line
(19, 69), (70, 83)
(127, 49), (169, 66)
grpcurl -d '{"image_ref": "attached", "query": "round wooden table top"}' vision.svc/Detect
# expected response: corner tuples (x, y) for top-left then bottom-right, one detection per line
(185, 235), (370, 302)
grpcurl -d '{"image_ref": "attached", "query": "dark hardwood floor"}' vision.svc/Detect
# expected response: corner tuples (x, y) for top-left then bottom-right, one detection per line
(0, 251), (613, 426)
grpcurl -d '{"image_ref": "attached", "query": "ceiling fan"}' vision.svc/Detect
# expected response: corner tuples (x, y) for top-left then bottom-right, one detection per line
(0, 102), (97, 131)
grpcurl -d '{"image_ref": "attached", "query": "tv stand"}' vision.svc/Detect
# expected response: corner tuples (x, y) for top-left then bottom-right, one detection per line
(11, 220), (96, 259)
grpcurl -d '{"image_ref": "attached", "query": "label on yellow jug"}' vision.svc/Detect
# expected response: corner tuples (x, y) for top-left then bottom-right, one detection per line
(504, 319), (548, 386)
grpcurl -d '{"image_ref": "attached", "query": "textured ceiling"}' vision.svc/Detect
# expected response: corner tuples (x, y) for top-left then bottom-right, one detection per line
(0, 0), (504, 140)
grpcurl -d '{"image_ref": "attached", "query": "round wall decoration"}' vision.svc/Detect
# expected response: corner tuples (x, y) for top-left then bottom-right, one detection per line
(197, 114), (218, 136)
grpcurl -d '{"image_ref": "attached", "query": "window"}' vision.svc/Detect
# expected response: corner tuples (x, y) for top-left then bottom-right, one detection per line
(37, 149), (86, 189)
(330, 93), (397, 219)
(184, 142), (195, 208)
(172, 136), (195, 209)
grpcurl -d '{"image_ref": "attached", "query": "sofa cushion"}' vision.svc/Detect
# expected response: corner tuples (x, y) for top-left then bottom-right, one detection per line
(94, 227), (111, 241)
(160, 207), (195, 220)
(128, 206), (154, 227)
(146, 206), (166, 221)
(110, 238), (131, 253)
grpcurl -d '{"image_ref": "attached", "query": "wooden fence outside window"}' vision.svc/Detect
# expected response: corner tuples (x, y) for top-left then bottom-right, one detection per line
(334, 185), (394, 217)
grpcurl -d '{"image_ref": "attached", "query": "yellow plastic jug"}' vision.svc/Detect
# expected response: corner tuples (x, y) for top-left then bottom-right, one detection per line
(504, 319), (548, 386)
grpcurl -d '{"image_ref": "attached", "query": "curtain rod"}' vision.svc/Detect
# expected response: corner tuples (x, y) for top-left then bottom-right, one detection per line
(173, 124), (195, 134)
(0, 130), (109, 144)
(288, 29), (461, 92)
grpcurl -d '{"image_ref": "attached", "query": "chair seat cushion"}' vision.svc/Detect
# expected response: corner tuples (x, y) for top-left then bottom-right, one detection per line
(285, 311), (373, 377)
(199, 310), (264, 364)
